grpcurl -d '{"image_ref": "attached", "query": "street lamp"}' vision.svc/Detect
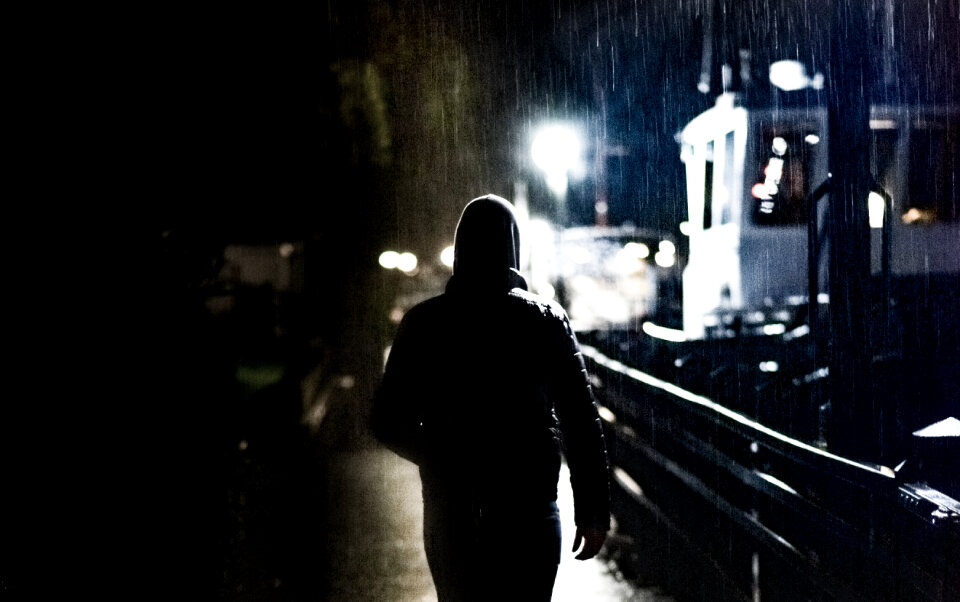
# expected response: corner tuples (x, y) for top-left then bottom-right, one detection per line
(531, 123), (584, 198)
(379, 250), (418, 275)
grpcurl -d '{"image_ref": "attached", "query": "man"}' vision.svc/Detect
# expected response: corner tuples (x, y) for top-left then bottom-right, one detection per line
(371, 194), (610, 601)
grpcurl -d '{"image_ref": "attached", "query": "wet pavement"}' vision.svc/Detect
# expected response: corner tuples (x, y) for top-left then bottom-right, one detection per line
(219, 361), (676, 601)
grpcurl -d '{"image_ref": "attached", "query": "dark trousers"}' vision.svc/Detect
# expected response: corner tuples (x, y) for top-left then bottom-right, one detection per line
(423, 494), (562, 602)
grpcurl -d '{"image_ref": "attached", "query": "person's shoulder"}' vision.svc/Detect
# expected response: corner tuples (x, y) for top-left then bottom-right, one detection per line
(507, 288), (569, 322)
(401, 294), (449, 322)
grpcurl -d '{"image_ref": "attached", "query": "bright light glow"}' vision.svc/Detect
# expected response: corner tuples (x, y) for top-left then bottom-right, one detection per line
(378, 250), (400, 269)
(868, 192), (885, 229)
(752, 183), (772, 200)
(769, 60), (810, 91)
(870, 119), (898, 130)
(763, 323), (786, 335)
(902, 208), (923, 224)
(679, 221), (692, 236)
(568, 246), (594, 265)
(397, 252), (418, 273)
(784, 324), (810, 341)
(765, 157), (784, 178)
(642, 321), (687, 342)
(531, 123), (582, 196)
(613, 467), (644, 499)
(440, 245), (455, 268)
(623, 241), (650, 259)
(597, 405), (617, 423)
(771, 137), (788, 156)
(538, 282), (556, 300)
(755, 471), (798, 495)
(912, 417), (960, 438)
(759, 361), (780, 373)
(279, 243), (295, 258)
(546, 172), (569, 196)
(654, 250), (676, 268)
(612, 244), (650, 274)
(805, 134), (820, 145)
(658, 240), (676, 255)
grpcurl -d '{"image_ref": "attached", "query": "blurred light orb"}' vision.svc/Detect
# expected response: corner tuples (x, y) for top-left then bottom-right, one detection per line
(397, 252), (418, 273)
(379, 250), (400, 269)
(772, 136), (788, 156)
(868, 192), (885, 229)
(440, 245), (455, 268)
(679, 221), (692, 236)
(658, 240), (676, 255)
(623, 241), (650, 259)
(531, 123), (582, 195)
(769, 60), (810, 91)
(654, 250), (676, 268)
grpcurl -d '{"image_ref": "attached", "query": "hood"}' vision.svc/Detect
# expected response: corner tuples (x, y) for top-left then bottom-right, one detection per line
(452, 194), (522, 285)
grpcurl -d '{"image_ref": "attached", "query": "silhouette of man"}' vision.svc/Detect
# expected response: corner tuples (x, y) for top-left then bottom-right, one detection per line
(371, 194), (610, 601)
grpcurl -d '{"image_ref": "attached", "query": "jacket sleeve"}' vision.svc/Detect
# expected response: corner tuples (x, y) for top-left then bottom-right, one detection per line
(369, 312), (423, 465)
(548, 309), (611, 531)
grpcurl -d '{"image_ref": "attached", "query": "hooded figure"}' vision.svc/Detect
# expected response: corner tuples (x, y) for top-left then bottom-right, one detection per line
(371, 195), (610, 602)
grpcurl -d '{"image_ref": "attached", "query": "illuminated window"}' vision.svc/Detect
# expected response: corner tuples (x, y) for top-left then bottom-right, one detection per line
(751, 124), (818, 226)
(721, 131), (735, 225)
(904, 115), (959, 224)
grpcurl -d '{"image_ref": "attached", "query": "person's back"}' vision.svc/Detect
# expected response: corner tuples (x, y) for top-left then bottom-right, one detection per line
(371, 195), (610, 601)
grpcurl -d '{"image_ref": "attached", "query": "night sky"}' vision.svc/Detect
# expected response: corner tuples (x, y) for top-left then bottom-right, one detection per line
(133, 0), (957, 261)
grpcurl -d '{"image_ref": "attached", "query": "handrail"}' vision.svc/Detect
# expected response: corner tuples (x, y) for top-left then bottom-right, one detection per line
(581, 344), (895, 480)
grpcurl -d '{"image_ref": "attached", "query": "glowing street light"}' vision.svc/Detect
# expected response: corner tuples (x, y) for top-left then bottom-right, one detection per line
(655, 239), (677, 268)
(440, 245), (455, 269)
(397, 252), (418, 274)
(379, 250), (400, 269)
(531, 123), (583, 197)
(769, 59), (824, 92)
(380, 250), (418, 275)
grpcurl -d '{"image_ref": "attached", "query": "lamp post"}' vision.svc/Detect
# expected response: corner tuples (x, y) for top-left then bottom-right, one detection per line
(531, 123), (584, 226)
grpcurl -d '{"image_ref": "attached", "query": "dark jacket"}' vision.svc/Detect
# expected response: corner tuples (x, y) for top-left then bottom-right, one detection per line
(371, 195), (610, 530)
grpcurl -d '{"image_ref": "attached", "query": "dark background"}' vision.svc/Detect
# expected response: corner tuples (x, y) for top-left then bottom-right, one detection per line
(5, 0), (957, 598)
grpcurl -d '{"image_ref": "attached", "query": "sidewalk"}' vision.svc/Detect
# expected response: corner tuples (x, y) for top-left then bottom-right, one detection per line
(309, 369), (673, 602)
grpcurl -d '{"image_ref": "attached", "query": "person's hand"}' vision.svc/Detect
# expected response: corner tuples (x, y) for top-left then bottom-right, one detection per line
(572, 527), (607, 560)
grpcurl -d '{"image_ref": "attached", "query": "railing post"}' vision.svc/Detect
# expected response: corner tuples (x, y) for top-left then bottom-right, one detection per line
(826, 1), (878, 460)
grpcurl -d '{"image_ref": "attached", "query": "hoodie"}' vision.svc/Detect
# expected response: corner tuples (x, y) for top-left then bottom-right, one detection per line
(371, 194), (610, 530)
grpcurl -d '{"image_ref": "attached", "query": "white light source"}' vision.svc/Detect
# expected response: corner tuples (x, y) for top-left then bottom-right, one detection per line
(771, 137), (788, 156)
(769, 60), (810, 92)
(654, 251), (676, 268)
(531, 123), (583, 196)
(658, 240), (676, 255)
(379, 250), (400, 269)
(440, 245), (455, 268)
(623, 241), (650, 259)
(679, 221), (692, 236)
(397, 252), (418, 273)
(868, 192), (885, 229)
(642, 321), (687, 342)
